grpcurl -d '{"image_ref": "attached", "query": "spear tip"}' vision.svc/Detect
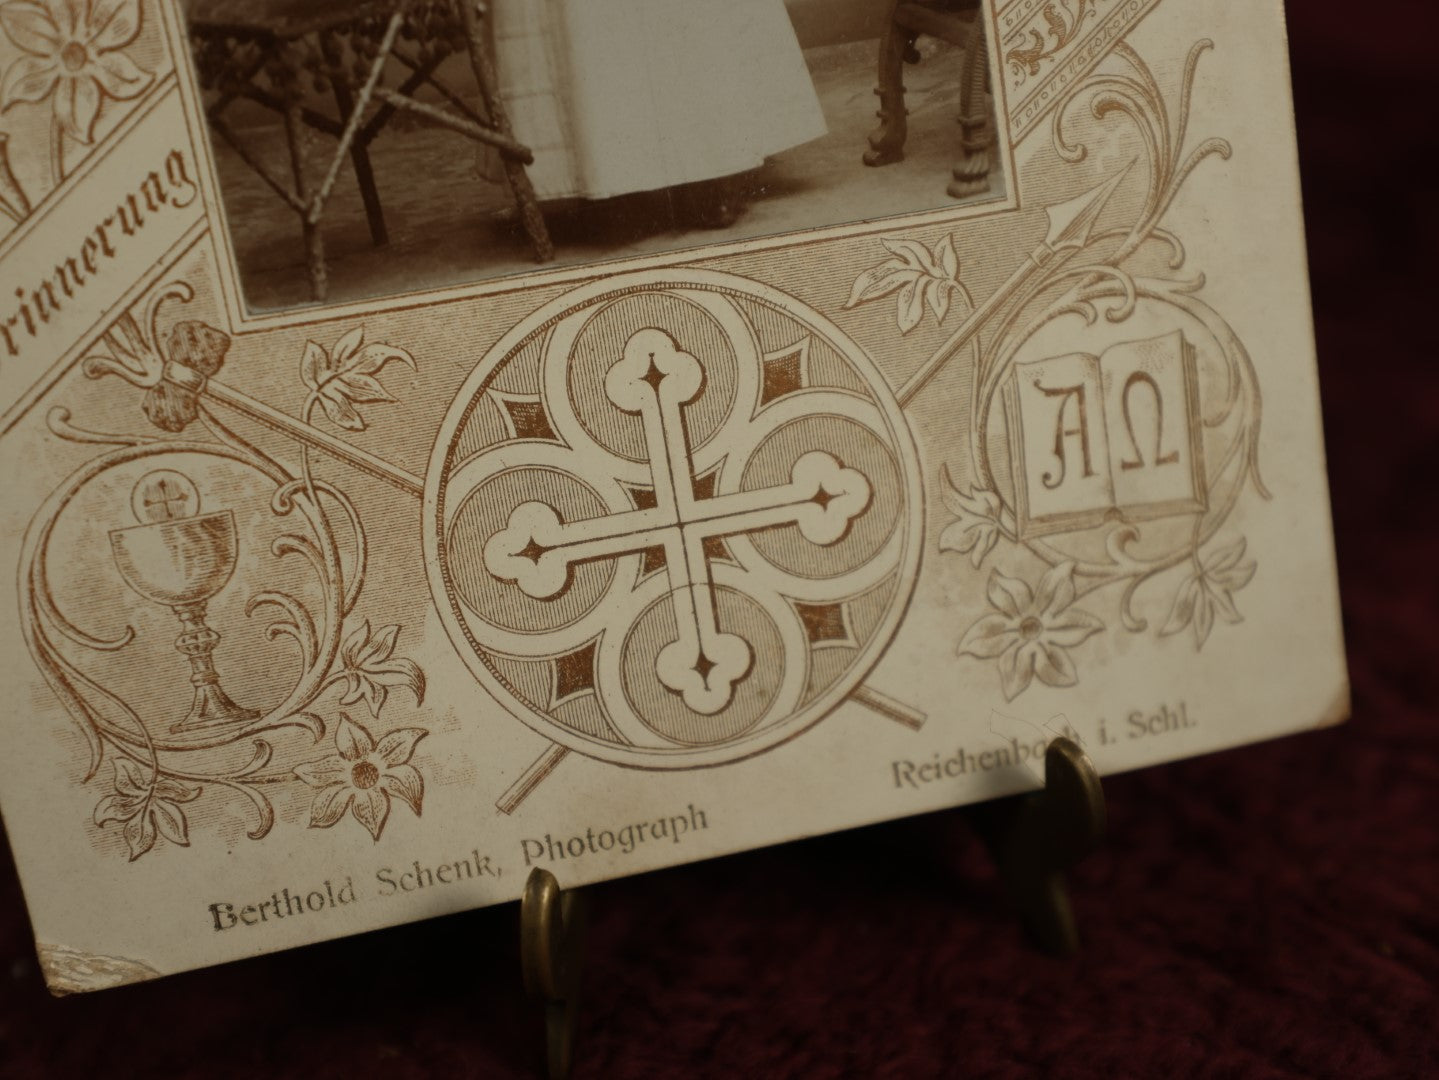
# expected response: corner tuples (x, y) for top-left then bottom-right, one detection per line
(1043, 159), (1135, 253)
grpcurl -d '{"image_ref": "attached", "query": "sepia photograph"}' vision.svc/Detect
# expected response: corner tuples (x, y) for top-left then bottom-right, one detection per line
(182, 0), (1004, 310)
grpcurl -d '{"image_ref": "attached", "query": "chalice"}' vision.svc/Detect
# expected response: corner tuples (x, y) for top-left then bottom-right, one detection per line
(109, 470), (260, 734)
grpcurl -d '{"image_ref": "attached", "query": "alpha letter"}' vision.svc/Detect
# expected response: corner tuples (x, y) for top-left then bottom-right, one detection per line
(1037, 380), (1095, 490)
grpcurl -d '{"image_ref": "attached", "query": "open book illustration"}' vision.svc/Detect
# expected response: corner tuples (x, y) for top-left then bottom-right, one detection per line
(1005, 331), (1205, 537)
(0, 0), (1345, 993)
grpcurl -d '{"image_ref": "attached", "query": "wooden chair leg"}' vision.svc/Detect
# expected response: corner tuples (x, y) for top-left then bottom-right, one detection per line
(331, 82), (388, 247)
(865, 0), (912, 167)
(457, 0), (553, 263)
(949, 17), (994, 199)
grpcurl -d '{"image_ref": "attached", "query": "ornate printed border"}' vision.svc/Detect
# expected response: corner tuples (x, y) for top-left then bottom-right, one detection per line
(0, 1), (1299, 898)
(845, 40), (1264, 700)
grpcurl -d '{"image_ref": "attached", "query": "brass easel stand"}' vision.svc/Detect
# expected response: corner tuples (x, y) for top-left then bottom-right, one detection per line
(514, 737), (1104, 1077)
(968, 737), (1107, 955)
(520, 868), (588, 1080)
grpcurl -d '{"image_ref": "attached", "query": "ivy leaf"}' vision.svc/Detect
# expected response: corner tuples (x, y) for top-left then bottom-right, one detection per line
(1160, 538), (1259, 649)
(300, 340), (328, 391)
(353, 343), (417, 377)
(881, 237), (941, 276)
(897, 277), (926, 335)
(332, 326), (365, 365)
(93, 792), (142, 828)
(337, 621), (427, 717)
(317, 385), (366, 431)
(938, 234), (959, 280)
(926, 277), (952, 324)
(1205, 537), (1258, 593)
(844, 258), (917, 309)
(333, 372), (396, 404)
(303, 329), (416, 432)
(123, 810), (157, 862)
(93, 759), (201, 860)
(112, 756), (148, 799)
(938, 467), (1003, 568)
(150, 799), (192, 847)
(845, 234), (969, 334)
(154, 776), (203, 804)
(1160, 576), (1202, 638)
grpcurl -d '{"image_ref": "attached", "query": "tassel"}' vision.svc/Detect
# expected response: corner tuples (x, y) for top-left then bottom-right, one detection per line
(142, 320), (231, 433)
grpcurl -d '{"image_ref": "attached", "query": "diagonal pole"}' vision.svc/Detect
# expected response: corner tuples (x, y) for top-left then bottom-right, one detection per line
(495, 685), (927, 815)
(896, 164), (1133, 408)
(202, 379), (423, 496)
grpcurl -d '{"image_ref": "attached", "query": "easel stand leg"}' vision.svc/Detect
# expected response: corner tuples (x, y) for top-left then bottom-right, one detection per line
(969, 737), (1106, 956)
(511, 743), (1098, 1074)
(520, 868), (588, 1080)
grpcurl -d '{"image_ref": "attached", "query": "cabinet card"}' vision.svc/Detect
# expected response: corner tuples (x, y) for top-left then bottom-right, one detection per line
(0, 0), (1344, 992)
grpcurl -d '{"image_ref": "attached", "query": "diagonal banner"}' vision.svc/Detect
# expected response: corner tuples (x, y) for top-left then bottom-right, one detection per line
(996, 0), (1164, 142)
(0, 82), (204, 432)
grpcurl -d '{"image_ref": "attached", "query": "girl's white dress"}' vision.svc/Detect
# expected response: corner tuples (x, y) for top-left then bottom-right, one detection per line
(489, 0), (826, 201)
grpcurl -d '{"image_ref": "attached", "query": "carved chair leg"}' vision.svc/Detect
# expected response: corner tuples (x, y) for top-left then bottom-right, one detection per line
(457, 0), (554, 263)
(949, 17), (994, 199)
(865, 0), (913, 167)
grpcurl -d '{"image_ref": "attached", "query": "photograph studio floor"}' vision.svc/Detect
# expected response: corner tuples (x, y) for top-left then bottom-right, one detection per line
(206, 37), (1006, 313)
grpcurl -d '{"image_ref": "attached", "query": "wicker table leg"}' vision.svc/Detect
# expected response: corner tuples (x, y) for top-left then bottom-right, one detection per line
(456, 0), (553, 263)
(330, 81), (388, 248)
(284, 102), (327, 303)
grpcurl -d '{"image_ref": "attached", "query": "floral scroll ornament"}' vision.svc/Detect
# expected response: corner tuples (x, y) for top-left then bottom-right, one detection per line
(849, 41), (1267, 701)
(301, 326), (415, 433)
(24, 282), (429, 858)
(957, 563), (1104, 701)
(0, 0), (153, 189)
(294, 714), (426, 841)
(332, 620), (426, 718)
(845, 234), (973, 335)
(1159, 537), (1257, 649)
(938, 468), (1003, 569)
(1006, 0), (1094, 82)
(93, 757), (201, 859)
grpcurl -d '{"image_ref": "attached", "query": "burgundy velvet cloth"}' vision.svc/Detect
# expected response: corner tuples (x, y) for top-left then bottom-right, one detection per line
(2, 5), (1436, 1077)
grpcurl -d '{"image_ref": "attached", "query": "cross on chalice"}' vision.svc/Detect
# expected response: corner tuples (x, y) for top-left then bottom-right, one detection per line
(109, 470), (260, 734)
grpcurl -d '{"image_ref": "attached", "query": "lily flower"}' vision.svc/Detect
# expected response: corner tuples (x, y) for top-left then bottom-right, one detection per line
(0, 0), (153, 144)
(295, 714), (427, 841)
(958, 561), (1105, 700)
(335, 620), (426, 718)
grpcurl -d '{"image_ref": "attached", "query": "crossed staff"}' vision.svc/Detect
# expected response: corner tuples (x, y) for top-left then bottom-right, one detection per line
(116, 172), (1126, 813)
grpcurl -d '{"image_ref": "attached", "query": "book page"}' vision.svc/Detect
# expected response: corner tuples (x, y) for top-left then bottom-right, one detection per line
(1004, 353), (1113, 535)
(1101, 332), (1205, 518)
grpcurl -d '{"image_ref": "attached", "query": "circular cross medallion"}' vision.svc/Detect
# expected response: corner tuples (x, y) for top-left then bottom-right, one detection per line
(424, 270), (922, 768)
